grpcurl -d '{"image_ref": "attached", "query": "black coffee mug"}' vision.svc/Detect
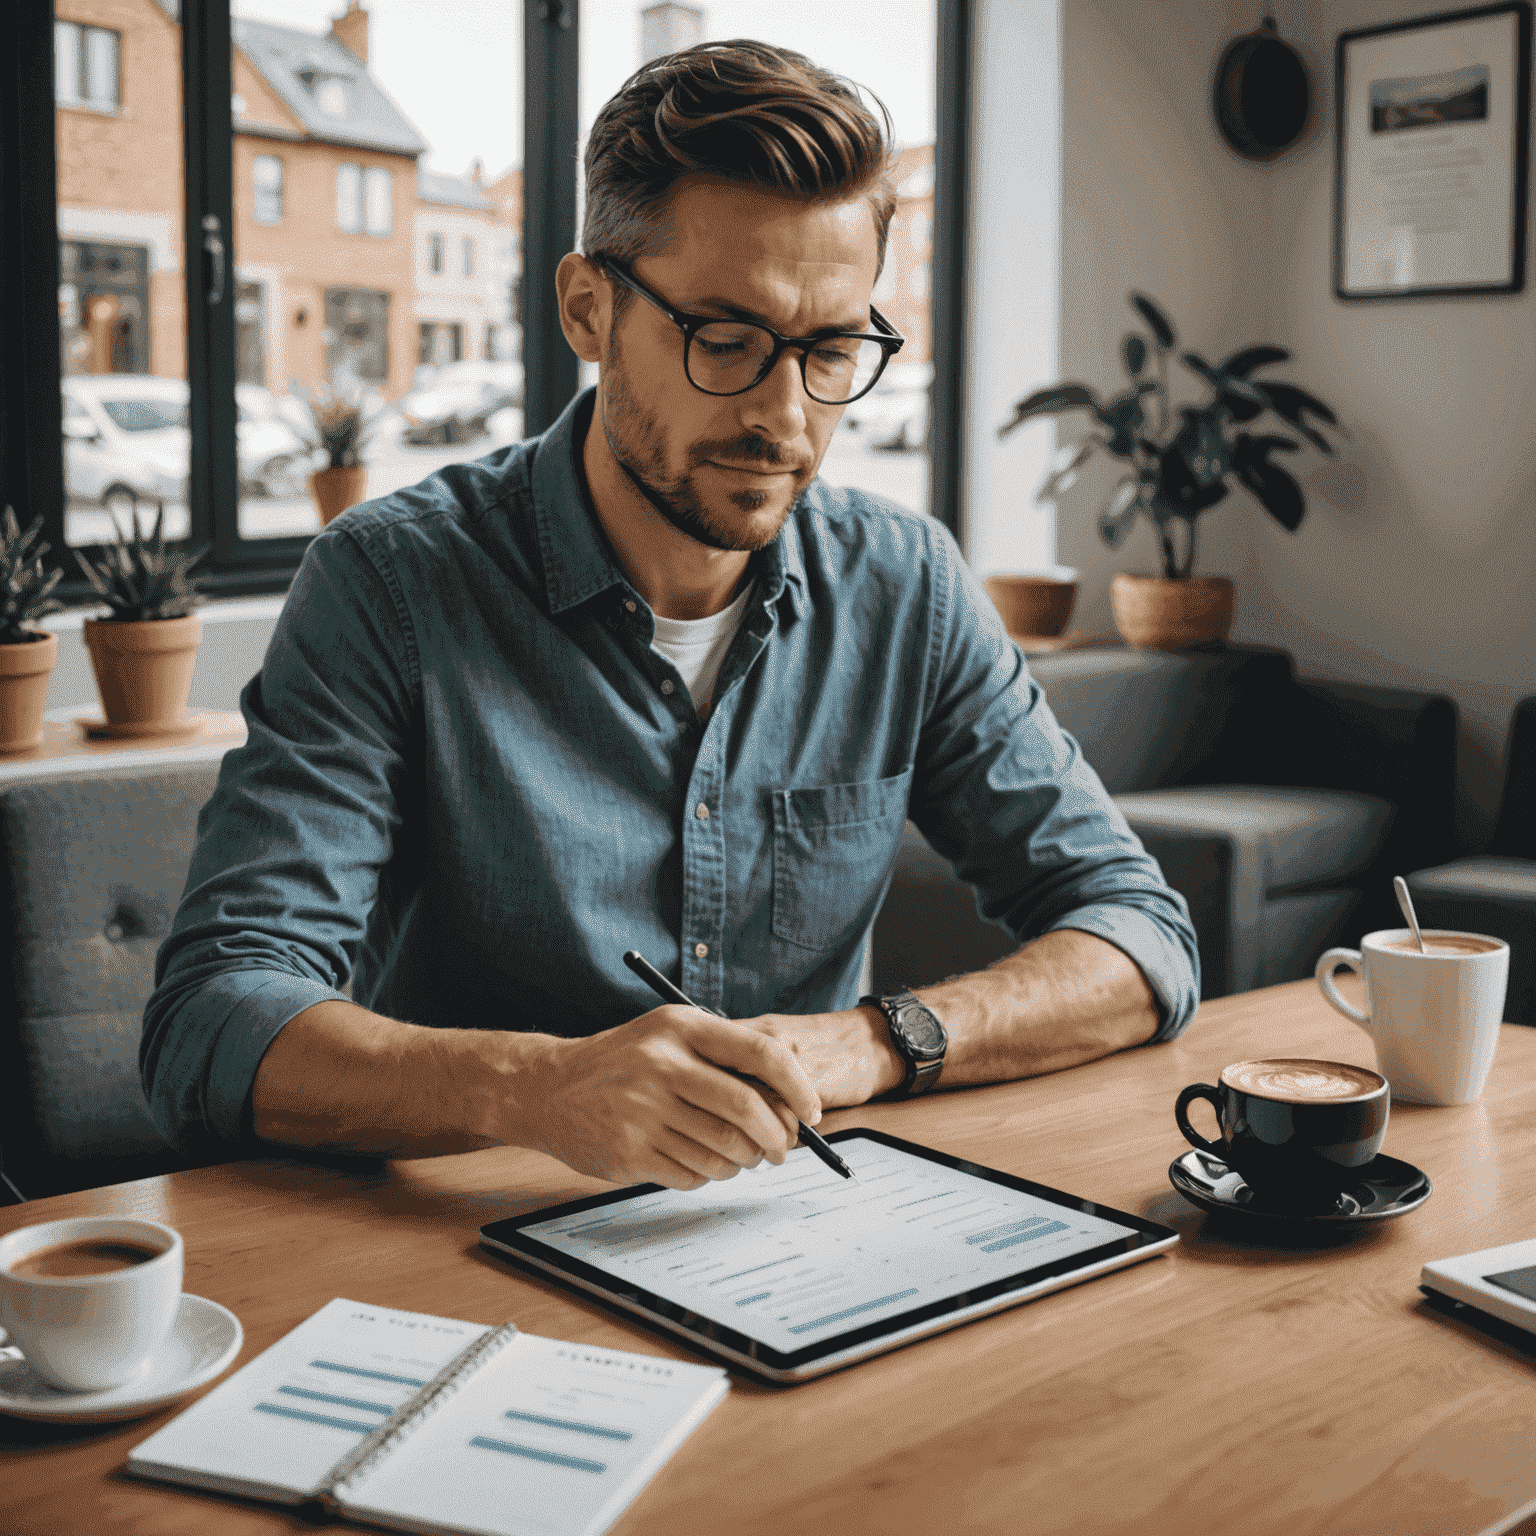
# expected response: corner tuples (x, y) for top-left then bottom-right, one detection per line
(1175, 1057), (1390, 1203)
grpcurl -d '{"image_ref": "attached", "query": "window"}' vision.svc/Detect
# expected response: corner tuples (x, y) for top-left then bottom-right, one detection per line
(337, 163), (362, 233)
(315, 77), (348, 116)
(462, 236), (474, 276)
(9, 1), (962, 595)
(363, 167), (392, 236)
(252, 154), (283, 224)
(54, 21), (120, 110)
(427, 232), (444, 273)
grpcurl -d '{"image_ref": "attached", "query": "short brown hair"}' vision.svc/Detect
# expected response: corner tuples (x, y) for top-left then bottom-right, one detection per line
(582, 40), (897, 286)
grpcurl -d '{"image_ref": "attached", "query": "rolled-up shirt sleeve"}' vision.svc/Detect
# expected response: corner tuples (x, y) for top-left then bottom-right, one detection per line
(141, 525), (418, 1152)
(910, 533), (1200, 1041)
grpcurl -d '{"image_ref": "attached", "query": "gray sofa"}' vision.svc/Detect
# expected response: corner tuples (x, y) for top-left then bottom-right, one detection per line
(1406, 696), (1535, 1024)
(873, 644), (1456, 1001)
(0, 645), (1455, 1200)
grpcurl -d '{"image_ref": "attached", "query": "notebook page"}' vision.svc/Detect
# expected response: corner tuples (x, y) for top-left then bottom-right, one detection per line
(128, 1299), (490, 1501)
(336, 1334), (728, 1536)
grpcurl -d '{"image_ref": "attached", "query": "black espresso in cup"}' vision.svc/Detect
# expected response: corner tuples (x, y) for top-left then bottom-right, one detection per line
(1175, 1058), (1389, 1203)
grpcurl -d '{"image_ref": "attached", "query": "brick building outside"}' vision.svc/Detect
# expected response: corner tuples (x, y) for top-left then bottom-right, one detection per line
(874, 141), (934, 368)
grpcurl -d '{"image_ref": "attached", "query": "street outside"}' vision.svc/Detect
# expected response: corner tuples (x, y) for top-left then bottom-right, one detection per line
(65, 416), (928, 549)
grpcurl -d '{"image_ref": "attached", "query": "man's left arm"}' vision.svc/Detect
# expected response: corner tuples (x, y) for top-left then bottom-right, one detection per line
(754, 527), (1200, 1104)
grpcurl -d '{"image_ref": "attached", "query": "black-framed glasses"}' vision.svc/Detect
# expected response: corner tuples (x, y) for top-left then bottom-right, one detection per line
(596, 255), (905, 405)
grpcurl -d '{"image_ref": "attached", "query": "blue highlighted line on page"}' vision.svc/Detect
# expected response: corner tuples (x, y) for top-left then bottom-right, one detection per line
(504, 1409), (633, 1442)
(470, 1436), (607, 1474)
(309, 1359), (427, 1387)
(254, 1401), (377, 1434)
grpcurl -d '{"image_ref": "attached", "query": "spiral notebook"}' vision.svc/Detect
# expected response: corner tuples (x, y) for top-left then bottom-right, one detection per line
(127, 1298), (729, 1536)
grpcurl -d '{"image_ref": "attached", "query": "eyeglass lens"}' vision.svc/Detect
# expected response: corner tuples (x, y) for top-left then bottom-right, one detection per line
(686, 322), (887, 402)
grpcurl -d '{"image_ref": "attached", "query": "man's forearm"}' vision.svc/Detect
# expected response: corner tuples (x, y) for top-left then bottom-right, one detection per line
(917, 927), (1161, 1087)
(250, 999), (541, 1157)
(758, 928), (1163, 1104)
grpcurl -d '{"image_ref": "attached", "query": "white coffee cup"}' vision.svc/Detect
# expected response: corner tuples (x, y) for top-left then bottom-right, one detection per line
(0, 1217), (183, 1390)
(1315, 928), (1509, 1106)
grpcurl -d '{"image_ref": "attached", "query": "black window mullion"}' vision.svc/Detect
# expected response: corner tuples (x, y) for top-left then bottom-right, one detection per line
(522, 0), (580, 436)
(181, 0), (237, 566)
(0, 0), (67, 566)
(929, 0), (971, 542)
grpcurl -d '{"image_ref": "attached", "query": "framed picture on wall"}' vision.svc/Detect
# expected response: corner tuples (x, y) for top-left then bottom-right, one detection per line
(1336, 1), (1532, 299)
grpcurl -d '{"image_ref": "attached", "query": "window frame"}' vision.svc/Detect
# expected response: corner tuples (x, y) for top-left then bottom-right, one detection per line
(363, 165), (392, 236)
(337, 161), (363, 234)
(54, 19), (121, 111)
(427, 230), (444, 274)
(2, 0), (970, 602)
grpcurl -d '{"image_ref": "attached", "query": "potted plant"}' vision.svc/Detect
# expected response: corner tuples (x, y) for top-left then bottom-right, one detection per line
(998, 292), (1343, 649)
(75, 503), (211, 737)
(0, 507), (65, 754)
(296, 383), (375, 526)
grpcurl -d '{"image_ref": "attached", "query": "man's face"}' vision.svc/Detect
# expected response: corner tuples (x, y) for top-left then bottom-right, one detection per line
(596, 177), (881, 553)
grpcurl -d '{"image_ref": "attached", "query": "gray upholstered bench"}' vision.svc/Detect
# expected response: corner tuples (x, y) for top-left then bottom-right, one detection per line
(873, 645), (1456, 1001)
(1407, 697), (1535, 1023)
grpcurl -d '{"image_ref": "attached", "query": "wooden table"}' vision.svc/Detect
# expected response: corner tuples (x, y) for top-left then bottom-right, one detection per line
(4, 979), (1535, 1536)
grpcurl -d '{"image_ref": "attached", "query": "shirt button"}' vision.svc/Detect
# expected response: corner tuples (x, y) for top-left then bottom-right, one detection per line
(625, 600), (636, 613)
(695, 802), (710, 820)
(660, 679), (674, 695)
(694, 942), (709, 959)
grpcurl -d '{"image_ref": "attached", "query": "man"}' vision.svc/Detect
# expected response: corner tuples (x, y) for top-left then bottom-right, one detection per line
(143, 41), (1199, 1191)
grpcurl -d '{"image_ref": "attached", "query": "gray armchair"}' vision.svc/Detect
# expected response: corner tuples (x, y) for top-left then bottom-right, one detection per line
(873, 645), (1456, 1002)
(1406, 697), (1536, 1024)
(0, 765), (220, 1198)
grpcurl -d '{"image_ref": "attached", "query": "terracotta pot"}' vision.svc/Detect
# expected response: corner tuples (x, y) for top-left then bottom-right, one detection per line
(310, 465), (369, 526)
(983, 574), (1078, 638)
(0, 630), (58, 754)
(1111, 574), (1235, 650)
(83, 614), (202, 733)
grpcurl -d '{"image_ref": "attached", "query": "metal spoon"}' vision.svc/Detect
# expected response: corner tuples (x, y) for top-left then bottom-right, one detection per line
(1393, 875), (1427, 954)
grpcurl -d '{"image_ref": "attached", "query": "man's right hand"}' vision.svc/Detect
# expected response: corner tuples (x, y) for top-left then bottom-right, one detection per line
(506, 1006), (822, 1191)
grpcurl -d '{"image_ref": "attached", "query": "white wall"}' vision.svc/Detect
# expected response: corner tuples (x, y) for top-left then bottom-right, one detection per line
(961, 0), (1062, 578)
(1249, 0), (1536, 847)
(1009, 0), (1532, 847)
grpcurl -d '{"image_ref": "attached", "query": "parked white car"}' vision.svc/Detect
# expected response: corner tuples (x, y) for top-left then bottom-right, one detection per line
(62, 376), (189, 519)
(61, 376), (313, 517)
(839, 360), (933, 452)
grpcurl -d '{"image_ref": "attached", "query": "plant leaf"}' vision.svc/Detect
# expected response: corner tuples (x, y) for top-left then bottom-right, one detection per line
(998, 383), (1103, 439)
(1218, 344), (1290, 378)
(1122, 333), (1147, 377)
(1097, 477), (1141, 547)
(1181, 352), (1268, 405)
(1130, 293), (1176, 349)
(1259, 383), (1342, 453)
(1232, 436), (1306, 530)
(1037, 439), (1100, 503)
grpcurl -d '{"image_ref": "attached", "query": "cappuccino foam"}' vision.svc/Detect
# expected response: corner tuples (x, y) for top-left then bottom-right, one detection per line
(1380, 934), (1501, 956)
(1220, 1058), (1384, 1102)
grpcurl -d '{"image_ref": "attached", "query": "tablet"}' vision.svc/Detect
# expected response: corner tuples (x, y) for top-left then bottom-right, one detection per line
(480, 1128), (1178, 1382)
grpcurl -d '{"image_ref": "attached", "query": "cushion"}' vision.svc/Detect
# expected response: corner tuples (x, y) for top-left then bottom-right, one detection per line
(1113, 786), (1395, 897)
(0, 766), (220, 1193)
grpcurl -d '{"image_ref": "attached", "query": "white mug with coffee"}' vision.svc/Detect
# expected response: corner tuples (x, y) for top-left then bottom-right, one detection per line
(0, 1217), (183, 1390)
(1315, 928), (1509, 1106)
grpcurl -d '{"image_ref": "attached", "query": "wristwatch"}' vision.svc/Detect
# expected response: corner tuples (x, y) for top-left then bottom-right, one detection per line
(859, 988), (947, 1097)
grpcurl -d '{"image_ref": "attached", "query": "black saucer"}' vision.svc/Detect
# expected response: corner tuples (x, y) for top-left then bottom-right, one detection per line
(1168, 1149), (1432, 1229)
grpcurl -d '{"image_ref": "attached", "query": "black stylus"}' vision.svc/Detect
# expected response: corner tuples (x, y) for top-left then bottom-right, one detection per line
(622, 949), (856, 1182)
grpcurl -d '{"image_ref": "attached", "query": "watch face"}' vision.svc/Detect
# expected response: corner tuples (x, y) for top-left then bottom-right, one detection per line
(896, 1002), (945, 1055)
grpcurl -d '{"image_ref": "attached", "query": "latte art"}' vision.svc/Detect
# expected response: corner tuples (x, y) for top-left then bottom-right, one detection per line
(1220, 1057), (1384, 1102)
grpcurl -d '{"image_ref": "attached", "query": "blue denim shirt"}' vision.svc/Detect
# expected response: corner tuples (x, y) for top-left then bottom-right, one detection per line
(142, 389), (1199, 1152)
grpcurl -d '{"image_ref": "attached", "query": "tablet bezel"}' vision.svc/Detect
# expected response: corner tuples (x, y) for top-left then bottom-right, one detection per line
(479, 1128), (1177, 1380)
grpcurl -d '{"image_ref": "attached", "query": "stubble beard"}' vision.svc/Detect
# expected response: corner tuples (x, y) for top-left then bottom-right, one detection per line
(598, 332), (815, 554)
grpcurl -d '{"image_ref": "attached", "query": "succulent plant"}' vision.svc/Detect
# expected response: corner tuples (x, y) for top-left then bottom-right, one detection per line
(998, 292), (1344, 580)
(292, 380), (376, 469)
(74, 502), (211, 622)
(0, 505), (65, 646)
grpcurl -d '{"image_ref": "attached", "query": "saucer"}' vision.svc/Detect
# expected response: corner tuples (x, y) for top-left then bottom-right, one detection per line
(1169, 1149), (1432, 1229)
(0, 1294), (242, 1423)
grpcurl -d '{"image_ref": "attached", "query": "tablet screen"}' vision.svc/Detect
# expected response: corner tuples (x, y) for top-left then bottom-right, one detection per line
(505, 1130), (1155, 1363)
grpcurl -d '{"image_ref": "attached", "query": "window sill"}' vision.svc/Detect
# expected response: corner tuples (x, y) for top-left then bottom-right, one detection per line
(56, 99), (124, 117)
(42, 593), (289, 632)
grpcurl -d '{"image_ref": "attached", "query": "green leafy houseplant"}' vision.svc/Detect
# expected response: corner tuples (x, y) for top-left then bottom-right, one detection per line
(0, 506), (65, 644)
(74, 503), (210, 622)
(998, 292), (1343, 580)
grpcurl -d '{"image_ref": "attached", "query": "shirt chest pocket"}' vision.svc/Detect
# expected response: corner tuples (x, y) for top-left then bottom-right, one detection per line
(771, 768), (914, 952)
